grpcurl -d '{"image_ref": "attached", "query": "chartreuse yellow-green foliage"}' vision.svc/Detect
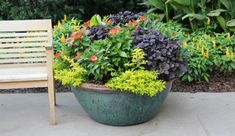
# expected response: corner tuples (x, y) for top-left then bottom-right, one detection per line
(54, 56), (87, 87)
(106, 70), (166, 97)
(125, 48), (147, 70)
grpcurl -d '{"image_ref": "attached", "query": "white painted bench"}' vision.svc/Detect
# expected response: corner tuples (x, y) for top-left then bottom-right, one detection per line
(0, 20), (56, 125)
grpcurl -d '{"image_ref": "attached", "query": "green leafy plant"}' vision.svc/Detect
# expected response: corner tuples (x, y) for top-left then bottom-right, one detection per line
(77, 27), (133, 81)
(106, 70), (166, 96)
(144, 14), (186, 40)
(54, 57), (87, 87)
(125, 48), (147, 71)
(145, 0), (208, 30)
(145, 0), (235, 32)
(180, 30), (235, 82)
(90, 14), (105, 26)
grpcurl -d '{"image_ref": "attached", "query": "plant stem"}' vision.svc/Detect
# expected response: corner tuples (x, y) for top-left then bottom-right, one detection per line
(165, 3), (169, 22)
(189, 18), (195, 31)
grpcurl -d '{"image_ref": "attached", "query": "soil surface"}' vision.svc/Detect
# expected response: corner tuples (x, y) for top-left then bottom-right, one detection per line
(172, 72), (235, 93)
(0, 81), (71, 93)
(0, 72), (234, 93)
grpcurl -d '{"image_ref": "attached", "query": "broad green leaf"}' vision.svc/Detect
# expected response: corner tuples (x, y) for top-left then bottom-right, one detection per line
(120, 52), (127, 57)
(90, 14), (105, 26)
(166, 0), (191, 6)
(216, 16), (227, 31)
(182, 13), (207, 20)
(96, 15), (105, 25)
(226, 19), (235, 27)
(90, 15), (99, 26)
(228, 27), (235, 32)
(207, 9), (227, 17)
(147, 8), (157, 13)
(167, 0), (194, 13)
(148, 0), (165, 11)
(173, 13), (184, 19)
(219, 0), (235, 12)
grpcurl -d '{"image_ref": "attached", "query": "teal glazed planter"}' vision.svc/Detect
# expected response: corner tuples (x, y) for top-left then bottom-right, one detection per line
(71, 81), (173, 126)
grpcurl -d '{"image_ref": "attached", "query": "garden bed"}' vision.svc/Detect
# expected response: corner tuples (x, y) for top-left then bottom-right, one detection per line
(172, 72), (235, 93)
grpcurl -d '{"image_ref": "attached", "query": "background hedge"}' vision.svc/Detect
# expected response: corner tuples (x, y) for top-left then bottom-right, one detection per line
(0, 0), (145, 24)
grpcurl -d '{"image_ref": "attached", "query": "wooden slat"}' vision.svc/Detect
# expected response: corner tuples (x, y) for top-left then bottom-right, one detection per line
(0, 42), (47, 48)
(0, 53), (46, 58)
(0, 48), (45, 53)
(0, 63), (46, 68)
(0, 37), (48, 42)
(0, 77), (47, 83)
(0, 81), (48, 89)
(0, 58), (47, 64)
(0, 32), (48, 38)
(0, 66), (48, 82)
(0, 20), (51, 32)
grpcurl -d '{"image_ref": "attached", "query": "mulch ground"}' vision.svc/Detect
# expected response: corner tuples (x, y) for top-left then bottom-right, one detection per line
(0, 81), (71, 93)
(0, 72), (234, 93)
(172, 72), (235, 93)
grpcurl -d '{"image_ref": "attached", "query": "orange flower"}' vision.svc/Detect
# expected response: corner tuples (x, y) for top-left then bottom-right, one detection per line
(90, 55), (97, 63)
(71, 29), (85, 39)
(74, 52), (81, 60)
(55, 52), (61, 58)
(126, 21), (139, 27)
(109, 26), (121, 35)
(140, 16), (146, 21)
(83, 20), (90, 27)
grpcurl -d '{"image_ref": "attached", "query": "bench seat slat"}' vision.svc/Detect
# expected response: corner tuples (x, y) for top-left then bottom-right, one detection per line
(0, 20), (51, 32)
(0, 37), (48, 42)
(0, 48), (45, 53)
(0, 66), (48, 82)
(0, 58), (47, 64)
(0, 53), (46, 58)
(0, 42), (47, 48)
(0, 32), (48, 38)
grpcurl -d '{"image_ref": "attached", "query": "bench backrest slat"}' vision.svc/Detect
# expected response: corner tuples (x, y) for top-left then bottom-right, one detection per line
(0, 20), (52, 67)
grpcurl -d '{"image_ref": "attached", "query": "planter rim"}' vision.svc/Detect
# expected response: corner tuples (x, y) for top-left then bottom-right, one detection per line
(73, 80), (173, 94)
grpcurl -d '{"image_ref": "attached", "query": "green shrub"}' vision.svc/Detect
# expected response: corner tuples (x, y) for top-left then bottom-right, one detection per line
(181, 31), (235, 82)
(0, 0), (145, 23)
(106, 70), (166, 97)
(145, 0), (235, 32)
(0, 0), (82, 23)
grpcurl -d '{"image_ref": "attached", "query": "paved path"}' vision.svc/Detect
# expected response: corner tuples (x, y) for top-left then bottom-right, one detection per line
(0, 92), (234, 136)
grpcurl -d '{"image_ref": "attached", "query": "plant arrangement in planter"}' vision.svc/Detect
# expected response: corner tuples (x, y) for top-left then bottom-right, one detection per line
(53, 11), (186, 126)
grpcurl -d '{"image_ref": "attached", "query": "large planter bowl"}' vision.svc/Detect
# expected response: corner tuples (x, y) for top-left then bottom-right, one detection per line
(71, 81), (173, 126)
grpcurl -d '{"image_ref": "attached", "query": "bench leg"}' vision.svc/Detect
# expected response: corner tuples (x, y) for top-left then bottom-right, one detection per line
(48, 81), (56, 125)
(54, 88), (57, 106)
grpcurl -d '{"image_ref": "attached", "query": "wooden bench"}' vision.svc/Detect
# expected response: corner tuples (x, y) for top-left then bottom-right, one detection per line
(0, 20), (56, 125)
